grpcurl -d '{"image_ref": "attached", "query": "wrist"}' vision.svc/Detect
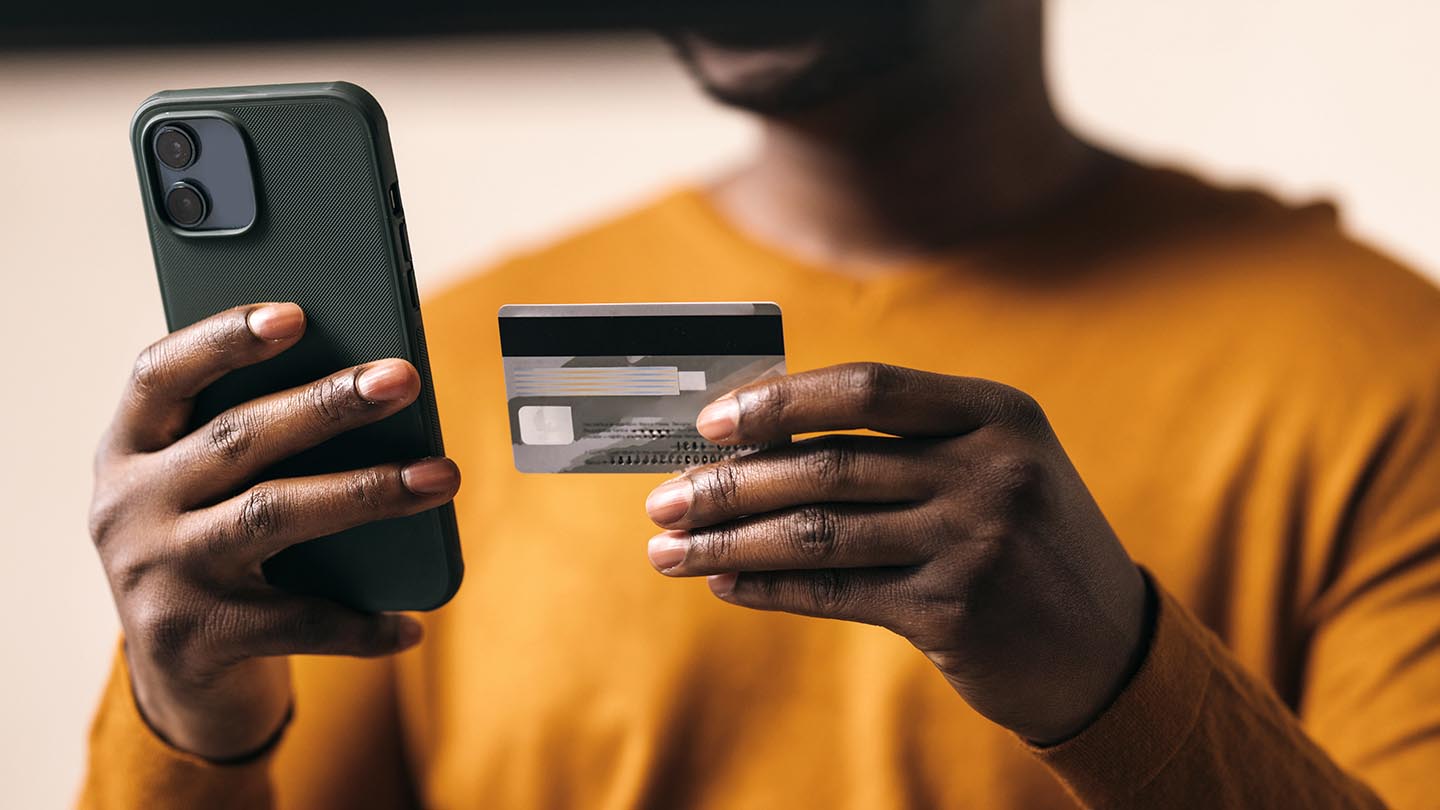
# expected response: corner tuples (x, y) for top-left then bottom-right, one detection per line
(1027, 565), (1158, 746)
(124, 644), (293, 761)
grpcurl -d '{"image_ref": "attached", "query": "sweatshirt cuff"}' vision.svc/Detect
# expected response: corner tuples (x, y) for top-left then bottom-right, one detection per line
(1027, 571), (1216, 805)
(81, 642), (273, 809)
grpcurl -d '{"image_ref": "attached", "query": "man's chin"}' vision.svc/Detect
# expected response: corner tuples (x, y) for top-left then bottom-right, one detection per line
(675, 34), (828, 110)
(668, 25), (916, 117)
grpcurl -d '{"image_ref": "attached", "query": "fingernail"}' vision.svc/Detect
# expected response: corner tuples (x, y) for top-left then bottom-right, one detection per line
(247, 303), (304, 341)
(647, 531), (690, 571)
(696, 395), (740, 442)
(708, 572), (738, 597)
(396, 617), (424, 648)
(646, 478), (693, 524)
(402, 457), (459, 495)
(357, 360), (412, 402)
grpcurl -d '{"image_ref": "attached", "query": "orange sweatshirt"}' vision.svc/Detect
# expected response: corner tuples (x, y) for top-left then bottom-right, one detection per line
(80, 164), (1440, 809)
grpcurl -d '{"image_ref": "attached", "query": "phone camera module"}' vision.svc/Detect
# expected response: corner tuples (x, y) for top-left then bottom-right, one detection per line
(154, 125), (197, 170)
(164, 182), (208, 227)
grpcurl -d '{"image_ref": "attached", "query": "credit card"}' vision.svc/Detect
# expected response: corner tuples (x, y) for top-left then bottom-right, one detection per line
(498, 303), (786, 473)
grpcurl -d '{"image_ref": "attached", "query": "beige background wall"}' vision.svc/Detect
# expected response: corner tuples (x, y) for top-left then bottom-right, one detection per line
(2, 3), (1437, 806)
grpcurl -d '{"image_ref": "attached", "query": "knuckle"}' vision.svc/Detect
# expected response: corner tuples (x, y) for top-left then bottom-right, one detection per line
(130, 598), (204, 666)
(304, 373), (357, 425)
(984, 451), (1046, 510)
(130, 342), (172, 395)
(237, 485), (282, 544)
(991, 383), (1049, 432)
(206, 409), (255, 464)
(702, 463), (743, 514)
(87, 489), (126, 549)
(743, 377), (789, 427)
(106, 547), (157, 595)
(788, 506), (841, 562)
(804, 440), (855, 488)
(345, 467), (389, 510)
(845, 362), (897, 415)
(201, 314), (245, 358)
(808, 569), (850, 614)
(692, 525), (737, 563)
(750, 572), (782, 602)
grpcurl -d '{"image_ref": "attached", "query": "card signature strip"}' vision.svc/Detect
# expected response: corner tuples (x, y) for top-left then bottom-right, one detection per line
(512, 366), (681, 397)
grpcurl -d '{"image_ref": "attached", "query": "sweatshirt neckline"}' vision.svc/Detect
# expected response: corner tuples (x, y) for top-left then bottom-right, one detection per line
(661, 156), (1148, 292)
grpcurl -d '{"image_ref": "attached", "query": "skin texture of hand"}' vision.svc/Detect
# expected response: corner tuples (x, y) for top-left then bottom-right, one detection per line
(645, 363), (1150, 745)
(88, 302), (461, 760)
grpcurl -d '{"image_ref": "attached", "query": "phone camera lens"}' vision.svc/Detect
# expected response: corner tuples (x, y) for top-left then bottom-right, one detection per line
(154, 125), (196, 170)
(165, 182), (208, 227)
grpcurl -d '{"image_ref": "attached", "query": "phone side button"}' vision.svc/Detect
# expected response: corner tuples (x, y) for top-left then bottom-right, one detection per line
(388, 182), (404, 216)
(406, 267), (421, 309)
(398, 221), (413, 263)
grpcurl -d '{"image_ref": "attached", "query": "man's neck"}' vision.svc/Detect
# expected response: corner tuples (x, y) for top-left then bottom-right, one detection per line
(704, 5), (1108, 275)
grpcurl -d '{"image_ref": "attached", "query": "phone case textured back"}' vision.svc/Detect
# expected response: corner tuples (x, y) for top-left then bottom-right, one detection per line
(132, 83), (461, 611)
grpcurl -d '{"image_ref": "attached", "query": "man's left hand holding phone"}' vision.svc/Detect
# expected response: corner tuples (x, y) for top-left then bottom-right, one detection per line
(90, 83), (461, 761)
(90, 302), (459, 760)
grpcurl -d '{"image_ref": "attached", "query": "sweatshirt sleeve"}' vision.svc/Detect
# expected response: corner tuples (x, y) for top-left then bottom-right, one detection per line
(77, 646), (274, 810)
(77, 644), (420, 810)
(1032, 380), (1440, 809)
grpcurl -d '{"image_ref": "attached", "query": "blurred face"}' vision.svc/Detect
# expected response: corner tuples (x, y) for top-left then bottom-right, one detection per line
(667, 3), (927, 116)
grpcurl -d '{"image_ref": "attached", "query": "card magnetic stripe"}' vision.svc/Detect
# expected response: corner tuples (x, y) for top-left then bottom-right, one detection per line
(498, 315), (786, 357)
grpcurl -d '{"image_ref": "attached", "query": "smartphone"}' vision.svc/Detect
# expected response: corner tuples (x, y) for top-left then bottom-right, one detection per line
(130, 81), (462, 612)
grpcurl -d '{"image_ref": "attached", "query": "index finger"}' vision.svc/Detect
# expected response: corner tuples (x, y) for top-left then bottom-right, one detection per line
(694, 362), (1046, 445)
(111, 303), (305, 454)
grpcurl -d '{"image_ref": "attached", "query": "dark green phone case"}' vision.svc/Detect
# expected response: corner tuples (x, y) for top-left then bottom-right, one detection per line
(131, 82), (462, 611)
